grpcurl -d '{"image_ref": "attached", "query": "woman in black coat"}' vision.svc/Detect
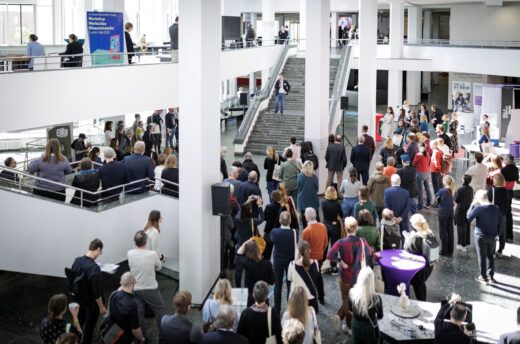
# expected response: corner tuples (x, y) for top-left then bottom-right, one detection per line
(124, 22), (135, 64)
(71, 158), (100, 207)
(320, 186), (343, 274)
(161, 155), (179, 197)
(60, 34), (83, 67)
(263, 190), (282, 261)
(488, 173), (509, 257)
(454, 175), (473, 252)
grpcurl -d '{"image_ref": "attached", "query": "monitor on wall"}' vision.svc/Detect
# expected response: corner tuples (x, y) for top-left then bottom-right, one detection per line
(222, 16), (242, 42)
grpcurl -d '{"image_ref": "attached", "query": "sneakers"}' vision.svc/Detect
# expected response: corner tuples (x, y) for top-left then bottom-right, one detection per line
(331, 266), (339, 276)
(496, 252), (504, 258)
(333, 315), (341, 333)
(456, 245), (468, 253)
(488, 276), (497, 284)
(475, 276), (489, 284)
(423, 204), (430, 209)
(341, 324), (352, 335)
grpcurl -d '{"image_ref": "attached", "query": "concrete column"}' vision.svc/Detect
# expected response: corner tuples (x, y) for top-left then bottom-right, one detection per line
(102, 0), (124, 12)
(406, 6), (422, 105)
(223, 80), (229, 100)
(262, 0), (275, 43)
(74, 0), (92, 39)
(358, 0), (378, 135)
(305, 0), (330, 193)
(388, 0), (404, 109)
(299, 0), (307, 50)
(178, 0), (221, 304)
(230, 78), (237, 98)
(330, 12), (338, 48)
(422, 10), (432, 94)
(249, 73), (256, 95)
(251, 13), (258, 32)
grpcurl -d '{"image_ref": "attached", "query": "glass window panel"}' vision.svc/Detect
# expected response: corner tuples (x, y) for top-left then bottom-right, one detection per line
(0, 5), (6, 45)
(20, 5), (35, 44)
(7, 4), (21, 45)
(36, 4), (52, 44)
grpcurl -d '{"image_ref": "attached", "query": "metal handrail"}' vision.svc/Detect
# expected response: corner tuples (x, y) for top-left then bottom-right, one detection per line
(233, 43), (292, 145)
(328, 43), (353, 134)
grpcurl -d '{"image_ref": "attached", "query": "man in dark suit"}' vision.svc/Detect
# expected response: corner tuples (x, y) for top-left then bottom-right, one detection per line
(123, 141), (154, 194)
(396, 154), (417, 214)
(169, 16), (179, 62)
(60, 34), (83, 67)
(431, 105), (444, 130)
(98, 147), (129, 202)
(237, 171), (262, 216)
(498, 307), (520, 344)
(350, 136), (371, 185)
(361, 125), (376, 159)
(325, 134), (347, 193)
(384, 174), (411, 233)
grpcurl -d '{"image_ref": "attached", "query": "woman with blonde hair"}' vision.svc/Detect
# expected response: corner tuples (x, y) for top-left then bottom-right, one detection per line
(296, 160), (319, 228)
(202, 278), (239, 332)
(27, 138), (73, 202)
(486, 154), (503, 189)
(419, 113), (429, 133)
(279, 182), (299, 230)
(379, 137), (396, 166)
(264, 146), (285, 201)
(161, 154), (178, 197)
(348, 267), (383, 343)
(282, 286), (319, 344)
(436, 175), (455, 256)
(320, 186), (343, 274)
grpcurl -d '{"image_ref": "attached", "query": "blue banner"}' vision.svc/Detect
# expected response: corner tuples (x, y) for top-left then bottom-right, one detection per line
(87, 12), (125, 65)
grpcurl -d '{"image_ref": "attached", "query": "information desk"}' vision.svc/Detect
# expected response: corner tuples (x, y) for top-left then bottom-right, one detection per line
(378, 294), (517, 343)
(378, 249), (426, 296)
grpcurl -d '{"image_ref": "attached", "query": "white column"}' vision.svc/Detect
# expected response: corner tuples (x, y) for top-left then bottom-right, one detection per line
(223, 80), (229, 100)
(406, 6), (422, 104)
(230, 78), (237, 98)
(358, 0), (378, 135)
(251, 13), (257, 32)
(299, 0), (307, 51)
(422, 10), (432, 93)
(262, 0), (275, 88)
(330, 12), (338, 48)
(388, 0), (404, 109)
(74, 0), (93, 39)
(102, 0), (124, 12)
(305, 0), (330, 193)
(249, 73), (256, 94)
(178, 0), (221, 304)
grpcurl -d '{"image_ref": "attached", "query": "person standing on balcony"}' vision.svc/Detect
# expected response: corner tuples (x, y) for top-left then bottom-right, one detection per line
(27, 34), (45, 70)
(165, 108), (177, 149)
(274, 75), (291, 114)
(125, 22), (135, 64)
(169, 16), (179, 62)
(245, 24), (256, 47)
(147, 110), (164, 154)
(59, 34), (83, 68)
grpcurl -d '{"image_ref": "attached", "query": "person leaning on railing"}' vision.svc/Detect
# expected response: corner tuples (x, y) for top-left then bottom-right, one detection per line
(27, 138), (73, 202)
(98, 147), (129, 202)
(161, 155), (179, 197)
(59, 33), (83, 68)
(71, 158), (100, 208)
(0, 157), (18, 183)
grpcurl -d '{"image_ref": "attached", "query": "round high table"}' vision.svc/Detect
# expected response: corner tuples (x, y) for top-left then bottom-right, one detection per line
(378, 249), (426, 297)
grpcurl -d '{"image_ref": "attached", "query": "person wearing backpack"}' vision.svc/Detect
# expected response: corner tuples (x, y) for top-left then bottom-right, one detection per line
(68, 239), (107, 344)
(404, 214), (439, 301)
(380, 209), (401, 250)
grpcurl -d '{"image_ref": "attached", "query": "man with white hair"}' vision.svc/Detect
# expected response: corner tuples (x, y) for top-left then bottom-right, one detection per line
(98, 147), (129, 201)
(108, 272), (146, 343)
(302, 207), (328, 304)
(384, 174), (411, 233)
(123, 141), (154, 194)
(202, 305), (248, 343)
(224, 166), (242, 198)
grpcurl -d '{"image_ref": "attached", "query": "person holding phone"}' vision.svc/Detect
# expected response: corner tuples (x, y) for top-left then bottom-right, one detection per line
(434, 293), (473, 343)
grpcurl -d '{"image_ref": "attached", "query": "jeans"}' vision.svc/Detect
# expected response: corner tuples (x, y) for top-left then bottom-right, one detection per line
(498, 214), (506, 253)
(266, 180), (279, 202)
(351, 317), (380, 344)
(327, 170), (344, 196)
(275, 93), (285, 113)
(438, 210), (454, 256)
(342, 197), (359, 218)
(153, 133), (162, 154)
(77, 302), (99, 344)
(457, 219), (471, 247)
(410, 197), (418, 215)
(475, 235), (496, 278)
(324, 222), (342, 269)
(273, 263), (291, 313)
(431, 172), (442, 195)
(416, 172), (432, 209)
(134, 288), (165, 337)
(337, 280), (353, 328)
(166, 128), (176, 148)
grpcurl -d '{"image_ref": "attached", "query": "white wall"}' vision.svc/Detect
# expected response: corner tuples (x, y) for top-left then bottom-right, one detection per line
(0, 189), (179, 277)
(241, 0), (360, 13)
(222, 0), (244, 16)
(450, 3), (520, 42)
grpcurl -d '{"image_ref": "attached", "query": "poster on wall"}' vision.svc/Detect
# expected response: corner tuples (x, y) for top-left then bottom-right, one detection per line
(473, 83), (483, 117)
(338, 17), (352, 29)
(47, 124), (73, 160)
(86, 12), (125, 65)
(451, 81), (472, 112)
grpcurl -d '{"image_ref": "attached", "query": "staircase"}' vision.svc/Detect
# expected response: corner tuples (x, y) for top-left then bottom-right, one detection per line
(244, 57), (340, 155)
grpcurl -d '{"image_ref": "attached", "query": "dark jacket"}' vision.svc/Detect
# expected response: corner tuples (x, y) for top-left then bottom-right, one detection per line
(237, 307), (282, 344)
(143, 130), (155, 154)
(123, 155), (154, 194)
(467, 204), (502, 238)
(60, 41), (83, 67)
(221, 157), (228, 180)
(379, 147), (397, 166)
(264, 154), (285, 182)
(160, 314), (202, 344)
(70, 255), (102, 303)
(71, 171), (100, 207)
(242, 159), (261, 181)
(98, 160), (129, 201)
(124, 31), (134, 62)
(434, 302), (472, 344)
(488, 187), (510, 216)
(325, 143), (347, 172)
(350, 144), (371, 173)
(202, 330), (248, 344)
(274, 79), (291, 95)
(169, 23), (179, 50)
(264, 202), (282, 235)
(237, 181), (262, 216)
(454, 185), (473, 225)
(362, 133), (376, 158)
(161, 168), (179, 197)
(397, 166), (418, 198)
(499, 330), (520, 344)
(384, 186), (411, 230)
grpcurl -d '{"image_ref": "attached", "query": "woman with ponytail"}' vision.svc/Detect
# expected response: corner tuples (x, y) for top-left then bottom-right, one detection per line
(287, 240), (320, 313)
(40, 294), (82, 344)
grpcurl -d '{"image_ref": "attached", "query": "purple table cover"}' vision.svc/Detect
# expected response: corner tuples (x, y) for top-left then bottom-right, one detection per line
(378, 249), (426, 296)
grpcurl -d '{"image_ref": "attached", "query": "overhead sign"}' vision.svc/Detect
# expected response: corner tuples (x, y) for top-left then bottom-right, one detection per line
(87, 12), (124, 65)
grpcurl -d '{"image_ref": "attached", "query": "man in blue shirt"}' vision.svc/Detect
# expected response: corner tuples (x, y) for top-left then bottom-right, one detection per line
(270, 211), (296, 314)
(27, 34), (45, 69)
(123, 141), (154, 194)
(384, 174), (411, 233)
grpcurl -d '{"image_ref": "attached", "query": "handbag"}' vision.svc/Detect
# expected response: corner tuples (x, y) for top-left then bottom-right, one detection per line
(150, 123), (161, 135)
(338, 215), (347, 238)
(310, 307), (322, 344)
(360, 237), (367, 269)
(251, 219), (266, 254)
(373, 264), (385, 293)
(265, 307), (277, 344)
(99, 292), (125, 344)
(272, 155), (282, 182)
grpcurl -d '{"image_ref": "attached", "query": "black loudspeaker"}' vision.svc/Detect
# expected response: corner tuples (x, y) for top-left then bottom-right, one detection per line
(211, 183), (231, 216)
(240, 93), (248, 106)
(341, 96), (349, 110)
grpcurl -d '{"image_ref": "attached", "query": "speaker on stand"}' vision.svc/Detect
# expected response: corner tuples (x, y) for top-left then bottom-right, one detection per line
(340, 96), (354, 149)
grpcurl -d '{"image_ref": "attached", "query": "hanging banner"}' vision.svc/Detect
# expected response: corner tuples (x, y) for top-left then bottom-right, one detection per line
(473, 83), (483, 117)
(451, 81), (472, 112)
(86, 12), (124, 65)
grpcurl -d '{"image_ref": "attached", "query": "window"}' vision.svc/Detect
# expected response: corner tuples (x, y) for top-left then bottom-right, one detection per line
(1, 4), (35, 45)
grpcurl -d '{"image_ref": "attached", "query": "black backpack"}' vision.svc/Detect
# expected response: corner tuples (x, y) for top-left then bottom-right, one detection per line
(381, 223), (401, 250)
(303, 151), (319, 170)
(65, 267), (90, 303)
(70, 139), (78, 150)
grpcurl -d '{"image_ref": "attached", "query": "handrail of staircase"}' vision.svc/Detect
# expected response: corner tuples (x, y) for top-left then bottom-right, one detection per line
(328, 43), (353, 134)
(233, 43), (292, 149)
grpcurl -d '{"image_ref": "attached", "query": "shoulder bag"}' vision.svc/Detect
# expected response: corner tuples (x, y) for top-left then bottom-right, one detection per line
(99, 292), (125, 344)
(293, 229), (299, 260)
(360, 237), (367, 269)
(272, 155), (282, 182)
(339, 215), (347, 238)
(251, 219), (266, 254)
(310, 307), (322, 344)
(202, 300), (216, 333)
(265, 307), (277, 344)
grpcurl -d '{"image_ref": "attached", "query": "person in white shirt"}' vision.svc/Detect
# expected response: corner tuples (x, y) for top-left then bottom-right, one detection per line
(154, 154), (166, 191)
(127, 230), (164, 338)
(143, 210), (163, 260)
(465, 152), (488, 192)
(437, 138), (450, 156)
(283, 137), (301, 161)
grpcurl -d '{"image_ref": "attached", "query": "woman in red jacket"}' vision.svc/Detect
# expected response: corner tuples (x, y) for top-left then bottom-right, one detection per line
(430, 140), (443, 196)
(413, 144), (432, 210)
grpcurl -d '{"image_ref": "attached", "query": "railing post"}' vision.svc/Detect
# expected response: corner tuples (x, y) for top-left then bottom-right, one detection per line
(121, 185), (125, 202)
(80, 190), (83, 208)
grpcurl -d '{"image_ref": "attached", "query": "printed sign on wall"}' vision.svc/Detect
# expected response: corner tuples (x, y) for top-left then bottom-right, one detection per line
(451, 81), (472, 113)
(87, 12), (124, 65)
